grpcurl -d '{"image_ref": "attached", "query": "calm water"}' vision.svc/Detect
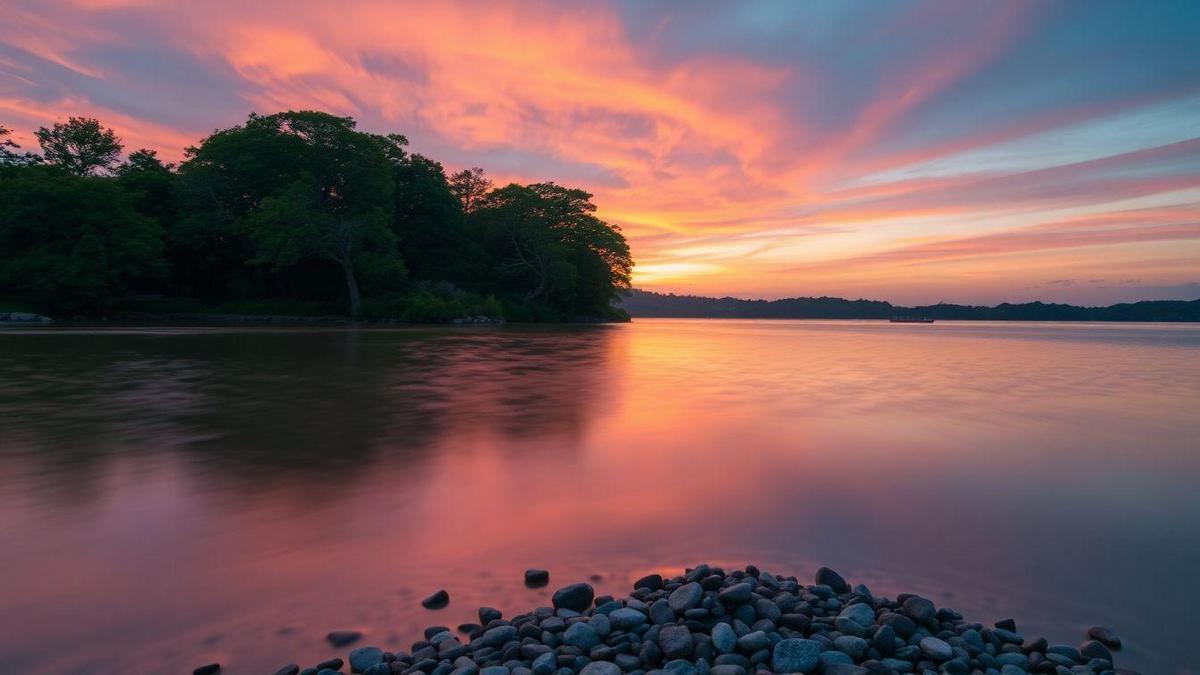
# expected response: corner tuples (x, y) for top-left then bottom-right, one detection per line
(1, 320), (1198, 674)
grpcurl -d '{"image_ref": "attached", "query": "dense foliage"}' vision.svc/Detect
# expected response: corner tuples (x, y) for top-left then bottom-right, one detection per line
(0, 113), (633, 321)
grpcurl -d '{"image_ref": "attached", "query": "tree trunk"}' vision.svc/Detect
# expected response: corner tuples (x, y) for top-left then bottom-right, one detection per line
(342, 259), (362, 316)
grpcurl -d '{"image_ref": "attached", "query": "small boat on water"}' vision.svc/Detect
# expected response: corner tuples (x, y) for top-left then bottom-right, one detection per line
(889, 316), (935, 323)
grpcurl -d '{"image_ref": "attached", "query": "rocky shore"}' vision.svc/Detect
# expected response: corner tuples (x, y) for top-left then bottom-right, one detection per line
(202, 563), (1137, 675)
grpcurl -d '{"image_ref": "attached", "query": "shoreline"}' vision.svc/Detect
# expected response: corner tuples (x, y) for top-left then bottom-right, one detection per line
(214, 563), (1135, 675)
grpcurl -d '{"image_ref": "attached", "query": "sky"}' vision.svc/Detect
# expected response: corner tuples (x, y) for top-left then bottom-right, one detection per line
(2, 0), (1198, 305)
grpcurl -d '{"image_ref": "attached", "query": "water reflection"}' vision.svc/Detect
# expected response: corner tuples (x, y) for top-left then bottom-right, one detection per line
(1, 327), (618, 497)
(1, 321), (1198, 674)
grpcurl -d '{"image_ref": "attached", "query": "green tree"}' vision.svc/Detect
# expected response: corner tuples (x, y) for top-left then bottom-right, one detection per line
(179, 111), (403, 315)
(393, 153), (478, 284)
(35, 117), (123, 176)
(474, 182), (631, 318)
(0, 166), (166, 314)
(116, 149), (180, 229)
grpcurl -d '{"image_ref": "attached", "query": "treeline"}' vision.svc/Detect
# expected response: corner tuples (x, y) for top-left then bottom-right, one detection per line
(0, 112), (633, 322)
(620, 289), (1200, 321)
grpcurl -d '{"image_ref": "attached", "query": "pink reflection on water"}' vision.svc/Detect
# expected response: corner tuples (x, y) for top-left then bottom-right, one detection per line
(1, 321), (1198, 673)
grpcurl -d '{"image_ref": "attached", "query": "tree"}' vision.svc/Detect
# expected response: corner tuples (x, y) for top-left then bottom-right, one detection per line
(35, 117), (123, 176)
(473, 182), (632, 318)
(0, 166), (166, 314)
(393, 154), (478, 283)
(179, 111), (403, 315)
(0, 124), (41, 166)
(449, 167), (493, 214)
(116, 149), (180, 229)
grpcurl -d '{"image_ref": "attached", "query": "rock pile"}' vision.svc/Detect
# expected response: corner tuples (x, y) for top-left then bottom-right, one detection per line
(250, 563), (1137, 675)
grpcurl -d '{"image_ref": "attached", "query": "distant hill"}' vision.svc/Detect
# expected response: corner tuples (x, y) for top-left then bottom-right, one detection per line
(618, 289), (1200, 322)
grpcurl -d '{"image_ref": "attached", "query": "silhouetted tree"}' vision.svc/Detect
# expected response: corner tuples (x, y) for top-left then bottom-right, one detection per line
(449, 167), (492, 214)
(35, 117), (123, 176)
(474, 182), (632, 318)
(1, 124), (41, 166)
(180, 111), (403, 315)
(0, 165), (165, 313)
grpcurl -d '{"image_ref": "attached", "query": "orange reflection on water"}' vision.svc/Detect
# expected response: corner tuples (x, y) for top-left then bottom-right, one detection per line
(1, 321), (1198, 673)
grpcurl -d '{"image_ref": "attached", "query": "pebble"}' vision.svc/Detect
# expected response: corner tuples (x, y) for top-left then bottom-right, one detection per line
(919, 636), (953, 661)
(607, 609), (642, 632)
(563, 622), (600, 650)
(552, 583), (594, 612)
(579, 662), (621, 675)
(193, 665), (220, 675)
(711, 622), (736, 654)
(350, 646), (384, 672)
(668, 582), (703, 613)
(718, 582), (753, 605)
(423, 589), (451, 609)
(1088, 625), (1122, 648)
(901, 596), (936, 624)
(659, 624), (694, 659)
(815, 567), (850, 594)
(275, 563), (1133, 675)
(524, 569), (550, 586)
(771, 638), (821, 673)
(273, 665), (300, 675)
(327, 630), (363, 647)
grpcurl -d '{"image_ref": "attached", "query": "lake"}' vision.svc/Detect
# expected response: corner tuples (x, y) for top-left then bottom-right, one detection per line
(1, 319), (1197, 674)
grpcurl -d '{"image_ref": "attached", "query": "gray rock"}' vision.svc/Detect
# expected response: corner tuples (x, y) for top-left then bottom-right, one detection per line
(579, 663), (621, 675)
(814, 567), (849, 594)
(563, 622), (600, 650)
(901, 596), (935, 624)
(818, 650), (852, 666)
(735, 631), (769, 653)
(770, 638), (821, 673)
(531, 652), (556, 675)
(1087, 626), (1122, 649)
(669, 582), (703, 613)
(363, 665), (391, 675)
(589, 612), (612, 636)
(479, 668), (509, 675)
(1080, 639), (1112, 661)
(837, 603), (875, 628)
(659, 625), (694, 659)
(525, 569), (550, 586)
(918, 637), (953, 661)
(822, 666), (868, 675)
(423, 589), (451, 609)
(650, 599), (675, 624)
(718, 583), (753, 605)
(480, 625), (518, 648)
(327, 630), (363, 647)
(711, 623), (736, 654)
(273, 665), (300, 675)
(349, 647), (384, 673)
(552, 583), (595, 612)
(609, 608), (647, 630)
(832, 636), (868, 660)
(661, 659), (697, 675)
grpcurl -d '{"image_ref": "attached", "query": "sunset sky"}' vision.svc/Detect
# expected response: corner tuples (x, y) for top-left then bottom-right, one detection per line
(2, 0), (1198, 305)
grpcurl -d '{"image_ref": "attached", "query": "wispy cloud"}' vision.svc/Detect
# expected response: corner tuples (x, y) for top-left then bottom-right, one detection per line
(1, 0), (1197, 303)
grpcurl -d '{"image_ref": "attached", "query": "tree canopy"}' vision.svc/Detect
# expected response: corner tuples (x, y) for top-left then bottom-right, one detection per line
(0, 111), (633, 321)
(35, 117), (123, 176)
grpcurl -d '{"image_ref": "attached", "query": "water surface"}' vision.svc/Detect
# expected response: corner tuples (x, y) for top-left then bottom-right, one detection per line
(1, 320), (1197, 673)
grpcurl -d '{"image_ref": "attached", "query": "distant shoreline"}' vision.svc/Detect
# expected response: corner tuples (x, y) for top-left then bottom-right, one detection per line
(619, 289), (1200, 322)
